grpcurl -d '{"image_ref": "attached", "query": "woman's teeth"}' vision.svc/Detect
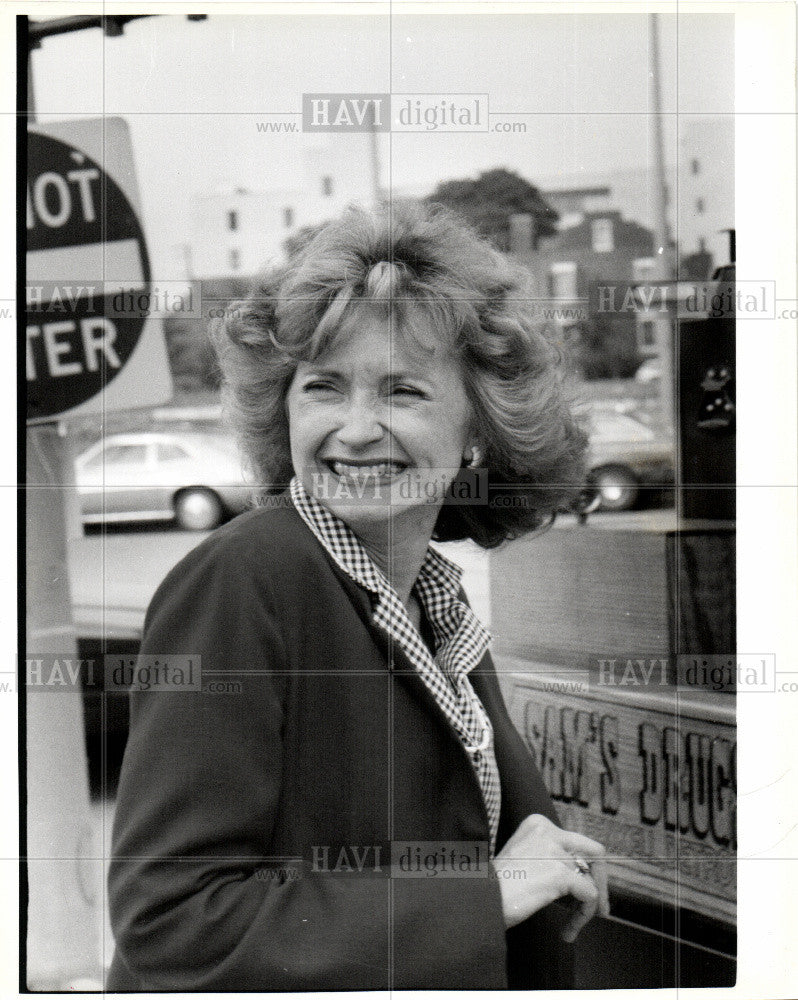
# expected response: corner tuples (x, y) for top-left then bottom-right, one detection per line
(330, 461), (405, 479)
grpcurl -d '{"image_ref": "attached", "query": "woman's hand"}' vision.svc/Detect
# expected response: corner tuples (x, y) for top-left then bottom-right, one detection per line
(491, 813), (610, 940)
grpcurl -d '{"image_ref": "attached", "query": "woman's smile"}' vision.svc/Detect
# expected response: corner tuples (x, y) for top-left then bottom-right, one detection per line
(322, 458), (410, 486)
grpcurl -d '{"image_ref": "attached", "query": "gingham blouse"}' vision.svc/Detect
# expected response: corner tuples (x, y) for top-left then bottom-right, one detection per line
(289, 477), (501, 856)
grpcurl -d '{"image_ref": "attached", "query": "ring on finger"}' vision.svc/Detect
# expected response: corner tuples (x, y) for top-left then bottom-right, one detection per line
(571, 855), (592, 877)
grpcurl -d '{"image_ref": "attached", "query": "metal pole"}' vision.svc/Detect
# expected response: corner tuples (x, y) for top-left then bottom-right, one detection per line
(369, 113), (381, 208)
(649, 13), (674, 275)
(649, 13), (675, 436)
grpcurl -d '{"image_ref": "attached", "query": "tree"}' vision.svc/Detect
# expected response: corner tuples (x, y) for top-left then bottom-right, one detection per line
(163, 276), (251, 393)
(573, 313), (642, 381)
(680, 248), (714, 281)
(426, 168), (558, 251)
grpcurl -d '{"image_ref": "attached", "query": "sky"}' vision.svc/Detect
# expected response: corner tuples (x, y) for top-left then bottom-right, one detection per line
(29, 8), (734, 278)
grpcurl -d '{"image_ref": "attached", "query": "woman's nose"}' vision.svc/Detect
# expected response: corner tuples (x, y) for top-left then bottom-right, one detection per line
(335, 399), (385, 448)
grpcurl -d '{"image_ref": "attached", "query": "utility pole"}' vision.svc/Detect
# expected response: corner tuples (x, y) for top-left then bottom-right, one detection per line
(368, 104), (382, 208)
(648, 12), (675, 435)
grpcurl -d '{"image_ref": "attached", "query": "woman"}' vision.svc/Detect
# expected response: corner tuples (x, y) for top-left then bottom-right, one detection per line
(108, 202), (609, 991)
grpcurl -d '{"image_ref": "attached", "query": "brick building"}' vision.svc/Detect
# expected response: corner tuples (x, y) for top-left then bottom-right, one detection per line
(512, 209), (656, 375)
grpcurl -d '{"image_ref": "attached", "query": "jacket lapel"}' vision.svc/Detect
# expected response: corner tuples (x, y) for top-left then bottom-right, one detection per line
(470, 661), (562, 847)
(318, 552), (493, 834)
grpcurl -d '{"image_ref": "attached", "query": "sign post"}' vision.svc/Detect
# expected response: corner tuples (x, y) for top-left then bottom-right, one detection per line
(26, 425), (105, 989)
(24, 117), (172, 988)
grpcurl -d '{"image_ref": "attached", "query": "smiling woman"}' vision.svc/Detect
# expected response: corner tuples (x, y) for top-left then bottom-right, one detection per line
(107, 201), (607, 993)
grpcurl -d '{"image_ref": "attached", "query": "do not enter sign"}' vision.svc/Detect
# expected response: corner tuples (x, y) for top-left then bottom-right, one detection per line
(26, 120), (171, 422)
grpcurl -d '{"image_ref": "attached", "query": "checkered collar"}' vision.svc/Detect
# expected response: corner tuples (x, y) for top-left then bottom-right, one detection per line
(288, 476), (491, 679)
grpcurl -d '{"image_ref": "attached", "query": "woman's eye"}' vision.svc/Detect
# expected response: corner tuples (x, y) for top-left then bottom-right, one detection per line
(303, 381), (336, 393)
(392, 385), (424, 398)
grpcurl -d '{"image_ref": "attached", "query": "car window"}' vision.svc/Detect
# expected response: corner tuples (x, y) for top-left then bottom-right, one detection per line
(80, 449), (106, 470)
(592, 414), (652, 442)
(100, 444), (149, 465)
(158, 442), (191, 462)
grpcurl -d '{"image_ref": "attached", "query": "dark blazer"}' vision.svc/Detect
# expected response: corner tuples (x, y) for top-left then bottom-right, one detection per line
(108, 500), (574, 991)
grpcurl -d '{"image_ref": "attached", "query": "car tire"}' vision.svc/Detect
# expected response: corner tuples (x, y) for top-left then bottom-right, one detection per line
(590, 465), (640, 512)
(174, 488), (224, 531)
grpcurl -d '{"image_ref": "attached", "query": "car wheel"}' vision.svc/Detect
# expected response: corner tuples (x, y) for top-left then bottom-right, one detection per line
(174, 488), (223, 531)
(590, 465), (640, 512)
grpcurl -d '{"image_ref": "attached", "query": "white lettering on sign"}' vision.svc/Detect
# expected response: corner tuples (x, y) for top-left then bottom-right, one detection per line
(26, 318), (121, 381)
(44, 321), (82, 376)
(27, 166), (100, 230)
(31, 172), (70, 228)
(67, 167), (100, 222)
(81, 317), (121, 371)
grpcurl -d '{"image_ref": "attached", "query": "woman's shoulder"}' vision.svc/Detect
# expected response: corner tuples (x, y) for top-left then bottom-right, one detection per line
(194, 495), (316, 563)
(146, 497), (324, 612)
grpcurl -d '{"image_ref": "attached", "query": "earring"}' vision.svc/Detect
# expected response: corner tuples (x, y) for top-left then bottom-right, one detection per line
(465, 446), (482, 469)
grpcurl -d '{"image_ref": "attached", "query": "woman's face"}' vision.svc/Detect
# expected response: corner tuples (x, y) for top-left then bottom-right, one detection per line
(285, 309), (474, 536)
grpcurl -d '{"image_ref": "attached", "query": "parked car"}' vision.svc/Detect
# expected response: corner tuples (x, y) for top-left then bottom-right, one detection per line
(75, 431), (254, 530)
(580, 407), (674, 511)
(634, 359), (662, 384)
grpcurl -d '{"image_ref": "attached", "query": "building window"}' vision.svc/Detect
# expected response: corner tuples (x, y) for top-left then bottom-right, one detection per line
(321, 175), (334, 197)
(227, 210), (238, 231)
(695, 197), (705, 214)
(283, 207), (294, 228)
(691, 158), (700, 175)
(591, 217), (614, 252)
(640, 320), (656, 347)
(229, 248), (240, 271)
(549, 262), (577, 300)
